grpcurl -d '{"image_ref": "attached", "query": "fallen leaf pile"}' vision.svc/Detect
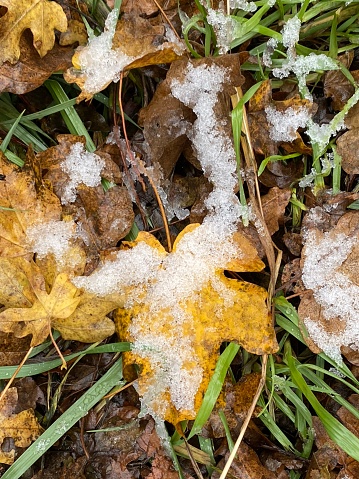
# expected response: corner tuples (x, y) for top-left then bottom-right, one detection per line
(3, 1), (359, 476)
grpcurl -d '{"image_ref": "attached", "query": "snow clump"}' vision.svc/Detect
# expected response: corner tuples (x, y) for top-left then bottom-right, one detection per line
(76, 9), (135, 94)
(60, 142), (105, 204)
(265, 105), (312, 142)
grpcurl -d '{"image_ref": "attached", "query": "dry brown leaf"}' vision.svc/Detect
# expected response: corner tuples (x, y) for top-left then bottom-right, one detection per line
(298, 211), (359, 363)
(336, 129), (359, 174)
(64, 11), (185, 101)
(0, 0), (67, 65)
(212, 442), (277, 479)
(324, 52), (354, 111)
(114, 226), (277, 426)
(0, 31), (73, 94)
(37, 135), (134, 253)
(248, 79), (314, 186)
(0, 387), (43, 464)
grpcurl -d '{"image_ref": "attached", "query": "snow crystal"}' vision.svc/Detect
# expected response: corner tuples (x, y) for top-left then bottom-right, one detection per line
(306, 119), (345, 151)
(281, 15), (301, 50)
(26, 220), (75, 265)
(273, 53), (339, 99)
(77, 9), (135, 94)
(265, 105), (312, 142)
(301, 221), (359, 364)
(72, 241), (164, 300)
(206, 9), (238, 54)
(298, 168), (317, 188)
(60, 142), (105, 204)
(263, 37), (278, 67)
(229, 0), (257, 12)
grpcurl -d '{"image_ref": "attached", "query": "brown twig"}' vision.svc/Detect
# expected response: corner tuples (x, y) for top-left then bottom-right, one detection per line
(49, 326), (67, 370)
(151, 0), (182, 42)
(0, 346), (33, 404)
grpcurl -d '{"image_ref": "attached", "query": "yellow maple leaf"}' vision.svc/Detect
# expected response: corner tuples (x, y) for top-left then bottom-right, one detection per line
(0, 0), (67, 64)
(0, 151), (62, 259)
(0, 259), (117, 346)
(0, 387), (43, 464)
(115, 225), (278, 425)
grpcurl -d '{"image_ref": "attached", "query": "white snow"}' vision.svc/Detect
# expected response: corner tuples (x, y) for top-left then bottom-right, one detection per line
(229, 0), (257, 12)
(72, 61), (247, 417)
(282, 15), (301, 50)
(265, 105), (312, 142)
(206, 9), (241, 54)
(76, 9), (135, 94)
(26, 220), (76, 265)
(301, 211), (359, 364)
(60, 142), (105, 204)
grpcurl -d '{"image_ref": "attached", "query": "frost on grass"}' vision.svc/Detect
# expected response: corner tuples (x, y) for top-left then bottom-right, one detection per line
(73, 61), (247, 417)
(60, 142), (105, 204)
(281, 15), (301, 50)
(229, 0), (257, 12)
(206, 9), (242, 54)
(75, 9), (134, 94)
(265, 105), (312, 142)
(300, 210), (359, 364)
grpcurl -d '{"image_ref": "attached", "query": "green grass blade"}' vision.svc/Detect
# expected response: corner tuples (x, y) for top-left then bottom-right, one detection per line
(188, 342), (240, 439)
(0, 342), (131, 379)
(45, 80), (96, 152)
(285, 341), (359, 462)
(2, 357), (124, 479)
(0, 110), (25, 153)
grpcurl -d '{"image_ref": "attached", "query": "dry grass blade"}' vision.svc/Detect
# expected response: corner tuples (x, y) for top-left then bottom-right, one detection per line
(0, 346), (33, 404)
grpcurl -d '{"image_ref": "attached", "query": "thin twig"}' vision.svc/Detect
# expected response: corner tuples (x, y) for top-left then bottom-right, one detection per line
(151, 0), (182, 42)
(218, 355), (268, 479)
(118, 72), (172, 251)
(0, 346), (33, 403)
(49, 326), (67, 370)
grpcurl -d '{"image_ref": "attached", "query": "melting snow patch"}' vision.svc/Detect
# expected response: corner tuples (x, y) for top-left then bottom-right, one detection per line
(26, 220), (76, 265)
(76, 9), (135, 94)
(265, 105), (312, 142)
(60, 142), (105, 204)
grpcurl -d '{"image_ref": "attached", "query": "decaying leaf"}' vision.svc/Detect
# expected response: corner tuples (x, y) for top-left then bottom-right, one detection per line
(37, 135), (134, 253)
(0, 387), (43, 464)
(0, 0), (68, 65)
(248, 79), (314, 187)
(0, 31), (73, 94)
(324, 52), (355, 111)
(112, 225), (277, 425)
(212, 442), (277, 479)
(298, 210), (359, 364)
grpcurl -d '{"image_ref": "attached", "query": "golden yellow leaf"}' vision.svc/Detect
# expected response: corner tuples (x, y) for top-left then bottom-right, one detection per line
(0, 271), (81, 346)
(0, 151), (62, 258)
(0, 387), (43, 464)
(115, 225), (278, 425)
(0, 258), (117, 345)
(0, 0), (67, 64)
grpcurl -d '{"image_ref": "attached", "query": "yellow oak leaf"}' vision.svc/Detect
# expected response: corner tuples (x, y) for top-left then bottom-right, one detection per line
(0, 0), (67, 65)
(0, 387), (43, 464)
(0, 258), (117, 345)
(114, 225), (278, 425)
